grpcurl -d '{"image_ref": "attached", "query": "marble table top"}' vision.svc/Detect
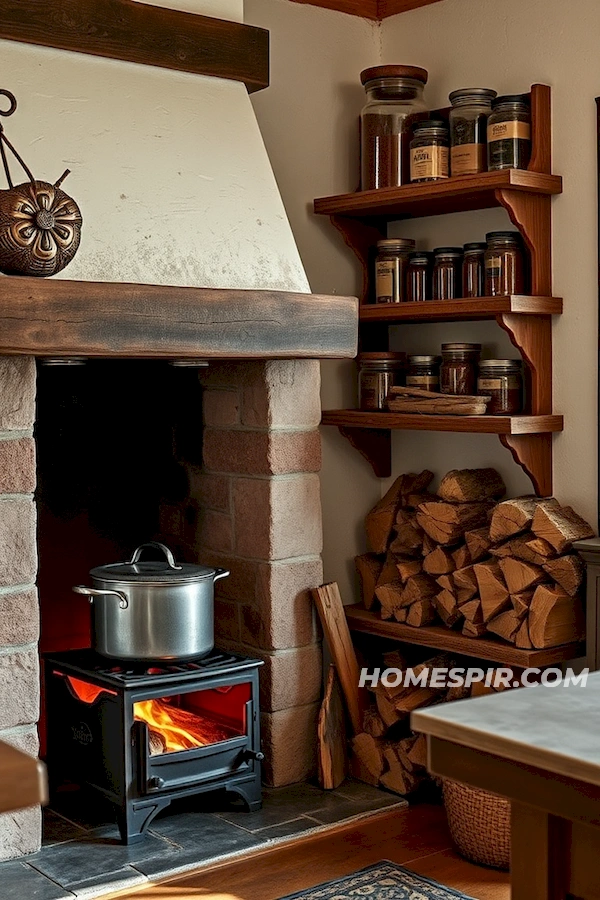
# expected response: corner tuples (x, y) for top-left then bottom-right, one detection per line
(412, 672), (600, 786)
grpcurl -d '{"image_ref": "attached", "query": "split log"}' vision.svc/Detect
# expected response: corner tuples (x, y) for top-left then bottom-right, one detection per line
(511, 591), (534, 618)
(405, 491), (438, 509)
(383, 649), (408, 670)
(464, 526), (492, 563)
(400, 470), (435, 504)
(377, 553), (401, 589)
(375, 580), (404, 619)
(515, 618), (533, 649)
(394, 686), (439, 714)
(471, 682), (496, 698)
(394, 607), (408, 623)
(365, 475), (407, 554)
(460, 598), (484, 625)
(490, 535), (556, 566)
(396, 558), (423, 583)
(423, 546), (456, 576)
(435, 574), (455, 595)
(463, 620), (487, 637)
(421, 533), (437, 556)
(400, 573), (438, 607)
(452, 566), (478, 602)
(375, 686), (402, 728)
(529, 585), (585, 649)
(318, 664), (347, 790)
(446, 684), (471, 702)
(489, 497), (558, 542)
(149, 730), (167, 755)
(542, 555), (585, 597)
(434, 590), (463, 627)
(407, 733), (428, 768)
(473, 560), (511, 622)
(390, 510), (423, 555)
(380, 747), (419, 795)
(391, 737), (417, 772)
(355, 553), (384, 610)
(406, 597), (437, 627)
(486, 609), (521, 643)
(363, 706), (386, 739)
(351, 733), (384, 779)
(498, 557), (547, 595)
(437, 468), (506, 503)
(418, 501), (490, 545)
(531, 505), (595, 553)
(451, 544), (472, 570)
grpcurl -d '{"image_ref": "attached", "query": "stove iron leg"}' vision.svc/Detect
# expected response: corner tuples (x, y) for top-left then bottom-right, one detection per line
(226, 777), (262, 812)
(116, 800), (171, 844)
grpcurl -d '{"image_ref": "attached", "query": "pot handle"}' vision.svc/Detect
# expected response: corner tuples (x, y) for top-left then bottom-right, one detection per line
(214, 567), (230, 583)
(72, 586), (129, 610)
(129, 541), (182, 570)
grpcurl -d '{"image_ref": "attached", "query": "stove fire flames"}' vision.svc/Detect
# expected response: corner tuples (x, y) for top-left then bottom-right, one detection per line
(45, 649), (264, 843)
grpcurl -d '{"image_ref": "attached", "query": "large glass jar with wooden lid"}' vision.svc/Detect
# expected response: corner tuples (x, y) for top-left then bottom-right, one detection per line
(360, 65), (429, 190)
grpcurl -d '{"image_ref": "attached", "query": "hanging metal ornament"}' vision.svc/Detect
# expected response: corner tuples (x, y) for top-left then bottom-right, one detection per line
(0, 89), (83, 277)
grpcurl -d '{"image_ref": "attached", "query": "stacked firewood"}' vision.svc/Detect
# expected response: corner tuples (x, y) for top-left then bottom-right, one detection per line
(352, 650), (515, 795)
(356, 469), (594, 649)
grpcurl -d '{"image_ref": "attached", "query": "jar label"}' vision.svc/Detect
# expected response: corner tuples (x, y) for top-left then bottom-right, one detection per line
(407, 375), (439, 387)
(487, 121), (531, 142)
(485, 256), (502, 269)
(478, 376), (521, 390)
(450, 143), (486, 175)
(376, 260), (397, 303)
(410, 145), (449, 180)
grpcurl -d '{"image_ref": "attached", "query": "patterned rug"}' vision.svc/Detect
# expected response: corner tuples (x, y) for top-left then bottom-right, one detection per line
(279, 861), (476, 899)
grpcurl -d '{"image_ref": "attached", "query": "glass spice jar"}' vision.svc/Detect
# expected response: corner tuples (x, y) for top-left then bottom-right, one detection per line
(406, 355), (440, 391)
(375, 238), (416, 303)
(407, 251), (433, 302)
(360, 65), (429, 190)
(449, 88), (497, 176)
(477, 359), (523, 414)
(410, 120), (449, 183)
(432, 247), (463, 300)
(485, 231), (526, 296)
(487, 94), (531, 171)
(440, 343), (481, 395)
(358, 352), (406, 410)
(462, 242), (487, 298)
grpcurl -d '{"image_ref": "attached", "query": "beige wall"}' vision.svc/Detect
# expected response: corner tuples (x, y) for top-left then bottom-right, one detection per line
(246, 0), (599, 603)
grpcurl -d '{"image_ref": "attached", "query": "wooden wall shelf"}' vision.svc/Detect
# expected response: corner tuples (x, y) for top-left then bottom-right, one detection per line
(0, 0), (269, 93)
(345, 604), (585, 668)
(0, 276), (358, 360)
(316, 84), (562, 496)
(359, 296), (563, 324)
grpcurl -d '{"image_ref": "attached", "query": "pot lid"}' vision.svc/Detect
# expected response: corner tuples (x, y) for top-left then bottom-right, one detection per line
(90, 542), (219, 584)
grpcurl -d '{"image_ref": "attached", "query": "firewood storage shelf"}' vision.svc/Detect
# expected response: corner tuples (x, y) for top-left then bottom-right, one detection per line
(345, 604), (584, 668)
(315, 84), (562, 498)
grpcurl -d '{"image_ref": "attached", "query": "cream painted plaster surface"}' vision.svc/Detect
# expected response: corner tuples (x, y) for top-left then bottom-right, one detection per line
(0, 0), (307, 292)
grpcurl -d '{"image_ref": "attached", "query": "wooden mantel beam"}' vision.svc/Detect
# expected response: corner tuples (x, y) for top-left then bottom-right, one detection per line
(0, 0), (269, 93)
(0, 276), (358, 360)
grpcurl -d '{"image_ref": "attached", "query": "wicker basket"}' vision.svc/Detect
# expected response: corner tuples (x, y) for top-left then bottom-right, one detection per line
(443, 779), (510, 870)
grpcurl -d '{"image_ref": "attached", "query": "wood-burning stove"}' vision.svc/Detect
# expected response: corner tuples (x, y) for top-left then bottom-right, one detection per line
(44, 649), (263, 843)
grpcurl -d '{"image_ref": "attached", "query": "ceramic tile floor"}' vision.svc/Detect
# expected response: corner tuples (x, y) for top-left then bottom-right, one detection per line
(1, 779), (406, 899)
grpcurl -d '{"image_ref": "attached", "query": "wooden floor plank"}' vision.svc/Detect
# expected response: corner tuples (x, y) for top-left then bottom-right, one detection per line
(106, 805), (509, 900)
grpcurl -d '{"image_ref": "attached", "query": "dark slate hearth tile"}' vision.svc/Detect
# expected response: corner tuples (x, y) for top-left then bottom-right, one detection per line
(139, 814), (262, 879)
(0, 861), (72, 900)
(27, 829), (180, 890)
(308, 794), (406, 826)
(250, 815), (323, 840)
(334, 778), (396, 804)
(48, 789), (116, 831)
(43, 808), (88, 847)
(215, 781), (331, 831)
(69, 866), (147, 899)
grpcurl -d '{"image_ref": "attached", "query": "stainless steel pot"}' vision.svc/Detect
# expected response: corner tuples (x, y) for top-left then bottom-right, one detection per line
(73, 542), (229, 661)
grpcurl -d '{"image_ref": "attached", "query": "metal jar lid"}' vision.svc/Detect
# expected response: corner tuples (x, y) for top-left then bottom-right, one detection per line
(361, 65), (428, 86)
(463, 242), (487, 253)
(408, 355), (440, 364)
(449, 88), (497, 106)
(478, 359), (522, 370)
(491, 93), (530, 109)
(90, 542), (217, 585)
(358, 351), (406, 364)
(412, 120), (448, 138)
(441, 342), (482, 351)
(409, 251), (433, 263)
(377, 238), (416, 251)
(433, 247), (463, 257)
(486, 231), (522, 244)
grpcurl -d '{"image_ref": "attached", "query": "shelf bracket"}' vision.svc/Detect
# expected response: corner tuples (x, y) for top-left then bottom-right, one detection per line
(495, 189), (551, 296)
(338, 426), (391, 478)
(496, 313), (552, 414)
(499, 433), (553, 497)
(329, 214), (387, 305)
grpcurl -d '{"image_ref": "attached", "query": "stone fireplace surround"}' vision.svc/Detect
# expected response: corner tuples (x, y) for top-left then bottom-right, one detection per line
(0, 353), (325, 860)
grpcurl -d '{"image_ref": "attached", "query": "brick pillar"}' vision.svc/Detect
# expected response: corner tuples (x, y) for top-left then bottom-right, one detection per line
(163, 360), (324, 786)
(0, 357), (41, 859)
